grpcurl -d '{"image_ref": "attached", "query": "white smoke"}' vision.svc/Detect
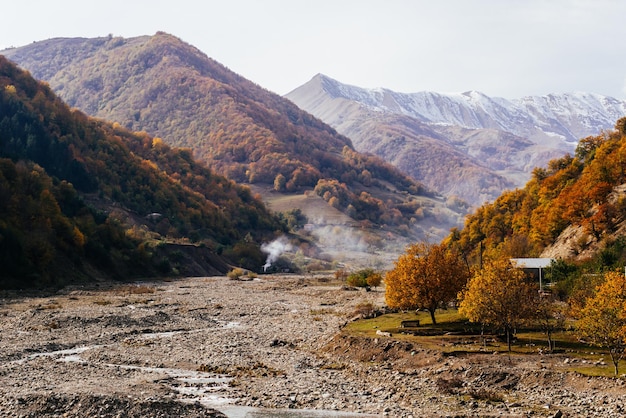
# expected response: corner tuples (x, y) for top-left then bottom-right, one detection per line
(261, 236), (293, 272)
(311, 225), (368, 253)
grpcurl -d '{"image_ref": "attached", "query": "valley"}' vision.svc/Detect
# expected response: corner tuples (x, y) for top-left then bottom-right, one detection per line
(1, 28), (626, 418)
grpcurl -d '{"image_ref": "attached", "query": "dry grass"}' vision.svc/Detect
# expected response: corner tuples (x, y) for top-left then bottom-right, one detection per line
(112, 284), (156, 295)
(436, 377), (464, 394)
(309, 307), (338, 317)
(93, 299), (112, 306)
(467, 387), (505, 403)
(320, 362), (346, 371)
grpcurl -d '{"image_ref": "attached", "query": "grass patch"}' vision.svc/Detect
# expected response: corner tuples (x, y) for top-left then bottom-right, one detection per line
(344, 312), (418, 336)
(569, 363), (616, 377)
(515, 329), (587, 353)
(344, 309), (626, 377)
(345, 309), (474, 337)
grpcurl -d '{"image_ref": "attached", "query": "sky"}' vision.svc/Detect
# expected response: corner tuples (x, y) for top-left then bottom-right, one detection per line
(2, 0), (625, 99)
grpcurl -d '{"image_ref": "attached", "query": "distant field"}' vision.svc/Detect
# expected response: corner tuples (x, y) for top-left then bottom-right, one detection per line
(248, 184), (407, 269)
(249, 185), (355, 226)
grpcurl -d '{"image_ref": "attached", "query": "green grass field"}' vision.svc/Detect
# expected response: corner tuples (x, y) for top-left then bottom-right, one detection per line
(344, 308), (625, 377)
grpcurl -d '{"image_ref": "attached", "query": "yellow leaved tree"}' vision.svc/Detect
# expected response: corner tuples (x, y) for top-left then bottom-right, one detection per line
(576, 271), (626, 375)
(458, 258), (538, 352)
(385, 242), (470, 325)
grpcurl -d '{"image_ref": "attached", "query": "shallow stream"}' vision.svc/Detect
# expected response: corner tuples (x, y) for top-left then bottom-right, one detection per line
(18, 343), (378, 417)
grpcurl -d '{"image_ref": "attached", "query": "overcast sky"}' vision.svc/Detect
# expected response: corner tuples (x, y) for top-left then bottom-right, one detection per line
(2, 0), (625, 99)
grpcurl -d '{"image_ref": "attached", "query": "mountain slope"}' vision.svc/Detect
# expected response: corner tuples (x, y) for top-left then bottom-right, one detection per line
(294, 74), (626, 144)
(0, 56), (284, 287)
(1, 33), (466, 251)
(286, 74), (626, 205)
(444, 118), (626, 267)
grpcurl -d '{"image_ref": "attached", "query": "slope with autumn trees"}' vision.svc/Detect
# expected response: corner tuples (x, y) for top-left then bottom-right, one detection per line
(1, 33), (466, 249)
(446, 118), (626, 266)
(0, 56), (285, 288)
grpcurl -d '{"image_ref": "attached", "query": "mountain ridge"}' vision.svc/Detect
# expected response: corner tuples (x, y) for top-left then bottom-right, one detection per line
(286, 74), (626, 205)
(0, 55), (287, 287)
(304, 73), (626, 143)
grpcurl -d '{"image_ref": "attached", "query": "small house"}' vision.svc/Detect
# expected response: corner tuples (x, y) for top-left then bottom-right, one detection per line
(510, 258), (555, 291)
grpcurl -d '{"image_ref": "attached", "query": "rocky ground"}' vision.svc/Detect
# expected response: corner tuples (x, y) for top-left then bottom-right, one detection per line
(0, 275), (624, 417)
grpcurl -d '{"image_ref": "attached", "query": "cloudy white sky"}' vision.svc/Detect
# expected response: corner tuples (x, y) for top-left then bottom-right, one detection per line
(2, 0), (625, 99)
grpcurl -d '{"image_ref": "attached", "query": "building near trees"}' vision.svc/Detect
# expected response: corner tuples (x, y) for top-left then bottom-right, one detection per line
(510, 258), (555, 291)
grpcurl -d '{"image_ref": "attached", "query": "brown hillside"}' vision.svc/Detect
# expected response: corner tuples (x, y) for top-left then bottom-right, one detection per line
(0, 55), (285, 287)
(2, 33), (466, 247)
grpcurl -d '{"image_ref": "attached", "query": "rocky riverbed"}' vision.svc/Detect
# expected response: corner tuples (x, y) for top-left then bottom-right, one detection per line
(0, 275), (624, 417)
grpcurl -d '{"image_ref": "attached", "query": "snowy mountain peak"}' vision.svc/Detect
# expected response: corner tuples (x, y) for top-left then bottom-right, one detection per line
(309, 74), (626, 144)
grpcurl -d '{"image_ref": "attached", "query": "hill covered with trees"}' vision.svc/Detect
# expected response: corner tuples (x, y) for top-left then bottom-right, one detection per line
(0, 56), (285, 288)
(1, 33), (465, 243)
(446, 118), (626, 268)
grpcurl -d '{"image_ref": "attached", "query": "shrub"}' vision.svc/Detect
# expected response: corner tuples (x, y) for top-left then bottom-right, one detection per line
(335, 269), (349, 281)
(352, 302), (376, 318)
(227, 268), (245, 279)
(346, 268), (380, 288)
(227, 268), (257, 280)
(436, 377), (464, 394)
(115, 284), (155, 295)
(468, 387), (504, 403)
(366, 272), (382, 288)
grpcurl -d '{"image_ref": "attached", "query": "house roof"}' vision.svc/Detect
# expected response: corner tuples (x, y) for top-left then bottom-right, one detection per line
(510, 258), (555, 269)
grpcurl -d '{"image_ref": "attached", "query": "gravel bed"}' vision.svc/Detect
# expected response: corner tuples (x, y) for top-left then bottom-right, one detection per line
(0, 275), (624, 417)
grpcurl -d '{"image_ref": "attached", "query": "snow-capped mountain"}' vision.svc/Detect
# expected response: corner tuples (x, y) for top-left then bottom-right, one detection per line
(286, 74), (626, 206)
(308, 74), (626, 144)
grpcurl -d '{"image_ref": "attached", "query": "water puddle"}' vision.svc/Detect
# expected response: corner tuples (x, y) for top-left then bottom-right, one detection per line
(12, 345), (100, 365)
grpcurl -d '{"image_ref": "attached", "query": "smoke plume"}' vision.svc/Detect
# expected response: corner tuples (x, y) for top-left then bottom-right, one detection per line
(261, 236), (292, 271)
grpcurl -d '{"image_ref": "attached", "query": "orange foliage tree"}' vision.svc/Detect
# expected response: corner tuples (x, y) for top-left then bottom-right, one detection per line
(385, 242), (470, 324)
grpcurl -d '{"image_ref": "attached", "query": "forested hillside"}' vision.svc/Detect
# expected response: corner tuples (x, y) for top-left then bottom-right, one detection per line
(446, 118), (626, 267)
(1, 33), (465, 241)
(0, 56), (284, 288)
